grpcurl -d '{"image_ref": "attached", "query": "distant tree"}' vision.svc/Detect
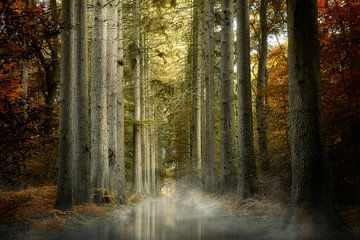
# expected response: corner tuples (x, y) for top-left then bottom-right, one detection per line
(132, 0), (143, 194)
(190, 0), (203, 184)
(204, 0), (216, 193)
(255, 0), (269, 174)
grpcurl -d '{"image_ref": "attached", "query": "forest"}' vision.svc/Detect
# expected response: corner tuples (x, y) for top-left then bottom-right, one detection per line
(0, 0), (359, 239)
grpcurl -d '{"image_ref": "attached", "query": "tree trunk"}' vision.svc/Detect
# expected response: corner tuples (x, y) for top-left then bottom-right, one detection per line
(236, 0), (256, 199)
(106, 0), (120, 203)
(284, 0), (350, 238)
(256, 0), (269, 175)
(73, 0), (91, 204)
(190, 0), (202, 184)
(54, 0), (74, 211)
(116, 0), (125, 203)
(197, 0), (204, 183)
(43, 0), (60, 135)
(204, 0), (216, 193)
(220, 0), (236, 193)
(150, 106), (157, 196)
(91, 0), (109, 203)
(132, 0), (143, 194)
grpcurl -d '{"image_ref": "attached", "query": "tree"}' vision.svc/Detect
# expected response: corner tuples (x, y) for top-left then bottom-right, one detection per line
(116, 0), (126, 203)
(190, 0), (203, 184)
(72, 0), (91, 204)
(106, 0), (122, 203)
(132, 0), (143, 194)
(255, 0), (269, 174)
(284, 0), (349, 237)
(43, 0), (60, 134)
(54, 0), (74, 210)
(236, 0), (256, 199)
(91, 0), (109, 203)
(220, 0), (236, 193)
(204, 0), (216, 193)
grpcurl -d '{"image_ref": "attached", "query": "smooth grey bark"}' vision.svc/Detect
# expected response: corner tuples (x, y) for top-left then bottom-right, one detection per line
(204, 0), (216, 193)
(256, 0), (269, 174)
(132, 0), (143, 194)
(116, 0), (125, 203)
(284, 0), (349, 237)
(91, 0), (109, 203)
(55, 0), (74, 210)
(107, 0), (121, 203)
(73, 0), (91, 204)
(220, 0), (236, 193)
(236, 0), (256, 199)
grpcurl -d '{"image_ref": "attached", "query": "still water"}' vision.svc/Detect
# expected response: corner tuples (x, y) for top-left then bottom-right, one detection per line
(58, 197), (277, 240)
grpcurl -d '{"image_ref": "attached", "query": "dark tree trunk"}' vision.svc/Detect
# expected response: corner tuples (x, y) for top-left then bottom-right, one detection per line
(285, 0), (351, 238)
(54, 0), (73, 211)
(236, 0), (256, 199)
(73, 0), (91, 204)
(256, 0), (269, 175)
(220, 0), (236, 193)
(43, 0), (60, 135)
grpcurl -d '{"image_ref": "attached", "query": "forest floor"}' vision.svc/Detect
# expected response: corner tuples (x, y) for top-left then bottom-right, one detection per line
(0, 186), (126, 239)
(0, 186), (359, 239)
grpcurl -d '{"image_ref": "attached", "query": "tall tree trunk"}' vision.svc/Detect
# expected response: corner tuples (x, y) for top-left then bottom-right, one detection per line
(190, 0), (202, 183)
(55, 0), (74, 211)
(144, 41), (151, 196)
(150, 105), (157, 196)
(256, 0), (269, 175)
(141, 31), (150, 195)
(220, 0), (236, 193)
(116, 0), (125, 203)
(284, 0), (349, 238)
(195, 0), (204, 181)
(91, 0), (109, 203)
(132, 0), (143, 194)
(236, 0), (256, 199)
(106, 0), (120, 202)
(204, 0), (216, 193)
(73, 0), (91, 204)
(43, 0), (60, 134)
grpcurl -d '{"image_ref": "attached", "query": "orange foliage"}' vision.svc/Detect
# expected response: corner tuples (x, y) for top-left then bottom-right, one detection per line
(318, 0), (360, 204)
(0, 186), (56, 228)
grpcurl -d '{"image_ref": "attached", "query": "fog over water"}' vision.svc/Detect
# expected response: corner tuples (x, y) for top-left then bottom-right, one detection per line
(49, 192), (297, 240)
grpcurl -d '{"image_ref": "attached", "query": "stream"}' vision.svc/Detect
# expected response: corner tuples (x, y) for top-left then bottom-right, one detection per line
(55, 197), (283, 240)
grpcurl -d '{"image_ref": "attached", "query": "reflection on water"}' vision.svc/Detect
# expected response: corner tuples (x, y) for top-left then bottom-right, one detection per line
(59, 197), (273, 240)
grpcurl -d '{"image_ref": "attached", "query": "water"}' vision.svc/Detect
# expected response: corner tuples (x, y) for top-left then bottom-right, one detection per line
(57, 197), (278, 240)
